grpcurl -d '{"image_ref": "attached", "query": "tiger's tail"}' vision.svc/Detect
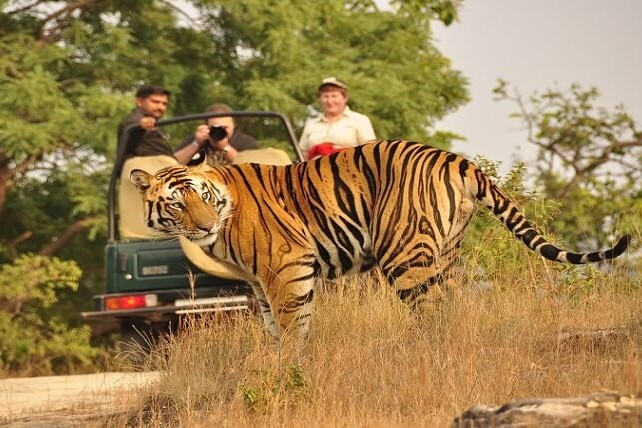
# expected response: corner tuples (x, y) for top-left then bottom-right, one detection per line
(472, 168), (630, 264)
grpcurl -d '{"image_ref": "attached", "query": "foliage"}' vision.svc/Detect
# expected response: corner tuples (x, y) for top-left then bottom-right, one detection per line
(240, 364), (309, 412)
(189, 0), (468, 139)
(461, 158), (561, 278)
(0, 254), (99, 375)
(493, 80), (641, 250)
(0, 0), (468, 260)
(0, 0), (468, 374)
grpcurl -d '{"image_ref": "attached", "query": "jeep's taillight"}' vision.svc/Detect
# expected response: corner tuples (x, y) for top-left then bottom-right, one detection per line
(105, 294), (158, 310)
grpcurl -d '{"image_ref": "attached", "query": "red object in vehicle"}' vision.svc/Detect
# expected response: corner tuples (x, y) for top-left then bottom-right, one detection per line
(308, 142), (345, 160)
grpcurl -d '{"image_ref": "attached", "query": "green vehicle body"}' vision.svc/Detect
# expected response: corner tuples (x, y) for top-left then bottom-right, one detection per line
(93, 239), (250, 319)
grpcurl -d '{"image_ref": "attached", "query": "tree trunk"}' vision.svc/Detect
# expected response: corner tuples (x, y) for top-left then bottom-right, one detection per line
(0, 157), (10, 214)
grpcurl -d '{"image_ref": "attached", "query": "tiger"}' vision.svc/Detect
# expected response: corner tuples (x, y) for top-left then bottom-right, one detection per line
(130, 139), (630, 344)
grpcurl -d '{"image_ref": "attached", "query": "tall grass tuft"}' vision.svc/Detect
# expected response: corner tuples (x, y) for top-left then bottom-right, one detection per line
(106, 259), (642, 427)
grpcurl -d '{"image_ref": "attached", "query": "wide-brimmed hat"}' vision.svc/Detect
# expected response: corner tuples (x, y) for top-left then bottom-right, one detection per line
(318, 76), (348, 92)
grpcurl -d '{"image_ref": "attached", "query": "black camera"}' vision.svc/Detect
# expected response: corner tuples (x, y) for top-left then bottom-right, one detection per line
(208, 125), (228, 142)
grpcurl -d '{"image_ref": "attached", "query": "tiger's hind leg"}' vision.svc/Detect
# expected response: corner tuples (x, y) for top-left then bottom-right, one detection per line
(425, 241), (464, 300)
(383, 244), (466, 308)
(391, 269), (446, 309)
(378, 251), (446, 309)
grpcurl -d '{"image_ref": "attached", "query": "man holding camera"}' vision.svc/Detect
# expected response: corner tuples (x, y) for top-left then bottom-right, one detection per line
(179, 103), (259, 165)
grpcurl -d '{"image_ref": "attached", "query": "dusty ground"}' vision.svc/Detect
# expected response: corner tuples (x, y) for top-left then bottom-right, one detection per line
(0, 372), (160, 427)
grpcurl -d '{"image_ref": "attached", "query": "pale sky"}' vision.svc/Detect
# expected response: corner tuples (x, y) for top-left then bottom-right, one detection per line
(432, 0), (642, 174)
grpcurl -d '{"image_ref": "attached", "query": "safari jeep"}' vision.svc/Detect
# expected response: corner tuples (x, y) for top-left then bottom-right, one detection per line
(82, 111), (303, 340)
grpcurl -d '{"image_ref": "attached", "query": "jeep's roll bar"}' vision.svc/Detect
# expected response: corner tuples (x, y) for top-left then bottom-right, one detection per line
(108, 111), (302, 242)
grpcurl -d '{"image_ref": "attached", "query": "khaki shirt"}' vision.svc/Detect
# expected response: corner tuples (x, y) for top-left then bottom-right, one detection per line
(299, 106), (376, 157)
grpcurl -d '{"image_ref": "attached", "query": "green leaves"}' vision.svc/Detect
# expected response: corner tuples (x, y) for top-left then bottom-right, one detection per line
(0, 254), (81, 308)
(0, 0), (469, 374)
(194, 0), (468, 140)
(240, 364), (309, 411)
(0, 254), (99, 375)
(494, 81), (641, 251)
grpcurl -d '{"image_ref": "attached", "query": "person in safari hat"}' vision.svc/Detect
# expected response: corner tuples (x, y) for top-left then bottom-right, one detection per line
(298, 77), (376, 160)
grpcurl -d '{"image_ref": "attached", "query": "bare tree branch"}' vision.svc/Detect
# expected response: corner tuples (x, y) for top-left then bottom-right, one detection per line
(531, 139), (575, 170)
(498, 82), (642, 204)
(511, 87), (565, 175)
(38, 216), (98, 257)
(37, 0), (108, 44)
(0, 159), (11, 215)
(554, 138), (642, 199)
(5, 231), (34, 258)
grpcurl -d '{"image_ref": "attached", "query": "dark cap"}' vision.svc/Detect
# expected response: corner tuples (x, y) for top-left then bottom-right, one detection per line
(318, 77), (348, 91)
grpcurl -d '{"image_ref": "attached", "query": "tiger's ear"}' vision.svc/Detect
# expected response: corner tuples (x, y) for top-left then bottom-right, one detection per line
(130, 169), (153, 193)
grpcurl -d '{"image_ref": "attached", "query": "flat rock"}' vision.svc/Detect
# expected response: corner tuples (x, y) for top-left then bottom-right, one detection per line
(454, 391), (642, 427)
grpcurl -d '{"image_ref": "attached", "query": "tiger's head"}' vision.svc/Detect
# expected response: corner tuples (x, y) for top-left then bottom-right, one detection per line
(130, 165), (233, 247)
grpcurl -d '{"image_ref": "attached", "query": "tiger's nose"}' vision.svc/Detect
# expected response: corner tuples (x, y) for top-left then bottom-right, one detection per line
(196, 224), (214, 233)
(193, 218), (216, 232)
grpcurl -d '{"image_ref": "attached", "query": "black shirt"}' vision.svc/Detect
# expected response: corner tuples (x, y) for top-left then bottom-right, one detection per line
(227, 129), (259, 152)
(177, 128), (259, 166)
(117, 108), (174, 160)
(177, 128), (259, 152)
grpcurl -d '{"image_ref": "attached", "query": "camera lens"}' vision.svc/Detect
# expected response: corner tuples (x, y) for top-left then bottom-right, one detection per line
(209, 125), (228, 142)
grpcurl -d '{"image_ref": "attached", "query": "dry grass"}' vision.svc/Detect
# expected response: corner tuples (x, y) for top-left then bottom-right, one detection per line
(106, 264), (642, 427)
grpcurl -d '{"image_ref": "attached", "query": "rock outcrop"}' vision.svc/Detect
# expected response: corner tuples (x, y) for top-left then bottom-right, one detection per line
(454, 391), (642, 427)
